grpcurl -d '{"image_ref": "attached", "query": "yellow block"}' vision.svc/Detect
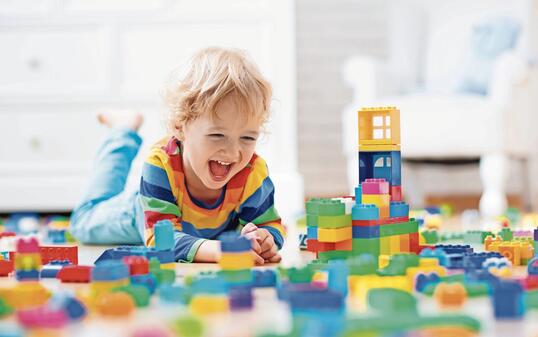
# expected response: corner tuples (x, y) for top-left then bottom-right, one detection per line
(161, 262), (176, 270)
(378, 255), (390, 269)
(189, 295), (229, 315)
(349, 274), (411, 310)
(219, 252), (254, 270)
(406, 258), (446, 285)
(362, 194), (390, 208)
(390, 235), (400, 255)
(358, 144), (401, 152)
(318, 226), (352, 243)
(14, 253), (42, 271)
(380, 236), (390, 255)
(90, 279), (129, 299)
(0, 282), (51, 309)
(357, 107), (401, 146)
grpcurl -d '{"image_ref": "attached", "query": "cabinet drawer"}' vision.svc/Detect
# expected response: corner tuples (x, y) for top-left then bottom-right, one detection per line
(0, 26), (109, 99)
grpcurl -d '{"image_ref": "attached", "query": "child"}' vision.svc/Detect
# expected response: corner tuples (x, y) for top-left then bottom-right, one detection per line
(70, 47), (285, 264)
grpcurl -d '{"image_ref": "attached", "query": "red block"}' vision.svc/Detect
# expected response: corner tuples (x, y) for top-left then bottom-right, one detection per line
(0, 259), (14, 276)
(123, 256), (149, 275)
(335, 239), (353, 251)
(390, 185), (403, 202)
(40, 245), (78, 265)
(0, 232), (16, 239)
(306, 239), (335, 252)
(379, 216), (409, 226)
(409, 233), (420, 254)
(352, 219), (380, 227)
(56, 265), (92, 283)
(522, 275), (538, 290)
(362, 179), (390, 195)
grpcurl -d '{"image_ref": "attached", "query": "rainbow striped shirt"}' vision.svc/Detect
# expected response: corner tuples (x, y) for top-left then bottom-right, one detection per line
(139, 137), (285, 262)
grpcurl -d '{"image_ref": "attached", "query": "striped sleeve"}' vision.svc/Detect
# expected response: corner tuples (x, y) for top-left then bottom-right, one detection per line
(237, 157), (286, 249)
(139, 148), (206, 262)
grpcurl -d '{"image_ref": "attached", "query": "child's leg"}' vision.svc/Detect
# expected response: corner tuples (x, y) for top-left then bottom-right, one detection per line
(70, 122), (144, 244)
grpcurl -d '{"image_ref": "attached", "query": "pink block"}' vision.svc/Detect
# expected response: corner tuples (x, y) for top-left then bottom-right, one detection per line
(361, 178), (390, 195)
(16, 237), (40, 253)
(17, 307), (68, 329)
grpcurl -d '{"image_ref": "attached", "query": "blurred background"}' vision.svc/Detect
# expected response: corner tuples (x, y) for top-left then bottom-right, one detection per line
(1, 0), (538, 225)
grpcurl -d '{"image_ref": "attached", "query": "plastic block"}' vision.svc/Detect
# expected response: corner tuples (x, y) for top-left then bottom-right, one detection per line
(0, 259), (14, 276)
(390, 185), (402, 202)
(499, 228), (513, 241)
(318, 201), (346, 216)
(335, 239), (353, 251)
(154, 220), (175, 251)
(17, 306), (68, 329)
(434, 282), (467, 309)
(390, 201), (409, 218)
(351, 204), (379, 220)
(41, 260), (71, 278)
(219, 232), (251, 252)
(123, 256), (149, 275)
(491, 281), (525, 319)
(219, 252), (254, 270)
(229, 287), (253, 311)
(435, 244), (474, 255)
(415, 273), (441, 292)
(112, 285), (151, 307)
(352, 225), (380, 238)
(0, 298), (13, 318)
(287, 288), (344, 310)
(318, 250), (351, 261)
(49, 293), (87, 321)
(409, 232), (419, 254)
(15, 270), (40, 281)
(358, 151), (402, 186)
(355, 185), (362, 204)
(352, 219), (380, 227)
(351, 238), (380, 257)
(318, 214), (351, 229)
(131, 274), (157, 294)
(159, 284), (189, 304)
(171, 315), (204, 337)
(14, 253), (41, 271)
(347, 254), (377, 275)
(286, 266), (314, 283)
(152, 267), (176, 285)
(0, 282), (50, 310)
(253, 269), (277, 287)
(400, 233), (410, 252)
(92, 260), (129, 281)
(367, 288), (417, 315)
(358, 106), (401, 146)
(528, 257), (538, 275)
(40, 245), (78, 265)
(48, 229), (66, 244)
(390, 235), (401, 254)
(318, 227), (352, 243)
(328, 260), (349, 297)
(307, 226), (318, 239)
(56, 265), (92, 283)
(361, 178), (389, 195)
(463, 252), (503, 271)
(16, 237), (39, 253)
(362, 194), (391, 208)
(306, 239), (335, 252)
(96, 292), (135, 317)
(192, 275), (229, 294)
(380, 220), (418, 237)
(189, 295), (229, 315)
(380, 237), (390, 255)
(306, 214), (318, 227)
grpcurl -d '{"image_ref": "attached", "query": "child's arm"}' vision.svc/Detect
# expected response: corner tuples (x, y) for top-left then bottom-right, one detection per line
(140, 152), (211, 262)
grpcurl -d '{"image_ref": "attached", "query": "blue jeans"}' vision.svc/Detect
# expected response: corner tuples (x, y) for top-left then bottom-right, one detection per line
(70, 128), (144, 244)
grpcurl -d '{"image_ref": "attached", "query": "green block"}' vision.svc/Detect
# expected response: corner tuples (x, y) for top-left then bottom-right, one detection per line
(0, 298), (13, 318)
(347, 254), (377, 275)
(172, 315), (205, 337)
(306, 214), (318, 227)
(378, 253), (419, 276)
(286, 266), (314, 283)
(499, 228), (513, 241)
(421, 230), (439, 244)
(318, 202), (345, 216)
(318, 214), (351, 229)
(380, 220), (418, 237)
(112, 284), (151, 307)
(317, 250), (351, 262)
(368, 288), (417, 315)
(218, 269), (253, 284)
(308, 259), (328, 272)
(526, 290), (538, 309)
(352, 238), (380, 257)
(153, 269), (176, 285)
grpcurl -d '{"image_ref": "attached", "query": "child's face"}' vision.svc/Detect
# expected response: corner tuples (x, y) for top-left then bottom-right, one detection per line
(181, 95), (262, 191)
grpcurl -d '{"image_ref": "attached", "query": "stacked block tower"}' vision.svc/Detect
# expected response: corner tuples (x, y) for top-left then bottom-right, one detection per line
(306, 107), (419, 261)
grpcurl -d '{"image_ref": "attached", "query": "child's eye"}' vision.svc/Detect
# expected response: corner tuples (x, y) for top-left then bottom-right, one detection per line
(208, 133), (225, 139)
(241, 136), (257, 142)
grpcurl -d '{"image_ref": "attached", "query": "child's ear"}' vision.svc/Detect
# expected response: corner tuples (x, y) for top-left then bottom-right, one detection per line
(175, 123), (185, 140)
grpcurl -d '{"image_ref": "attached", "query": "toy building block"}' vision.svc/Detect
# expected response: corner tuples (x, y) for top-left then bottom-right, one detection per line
(16, 270), (40, 281)
(352, 225), (380, 239)
(218, 269), (252, 286)
(253, 269), (277, 288)
(229, 287), (253, 311)
(499, 243), (522, 266)
(219, 232), (251, 253)
(390, 201), (409, 218)
(335, 239), (353, 251)
(434, 282), (467, 309)
(131, 273), (158, 295)
(362, 194), (391, 208)
(358, 107), (401, 146)
(355, 185), (362, 204)
(361, 178), (389, 194)
(352, 204), (379, 220)
(358, 151), (401, 186)
(123, 256), (149, 275)
(41, 260), (71, 278)
(16, 237), (40, 253)
(318, 214), (351, 229)
(154, 220), (174, 251)
(17, 306), (68, 329)
(435, 244), (473, 255)
(406, 258), (446, 285)
(351, 238), (380, 257)
(219, 251), (254, 270)
(96, 292), (136, 317)
(499, 228), (513, 241)
(56, 265), (92, 283)
(307, 239), (335, 253)
(0, 258), (14, 276)
(94, 246), (173, 264)
(318, 227), (352, 243)
(39, 245), (78, 265)
(92, 260), (130, 282)
(400, 234), (410, 252)
(491, 281), (525, 319)
(307, 226), (318, 239)
(189, 295), (229, 315)
(112, 284), (151, 308)
(390, 185), (402, 202)
(0, 282), (50, 310)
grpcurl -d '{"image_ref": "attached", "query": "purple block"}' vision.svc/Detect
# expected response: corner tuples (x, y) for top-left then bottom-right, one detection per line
(229, 287), (253, 311)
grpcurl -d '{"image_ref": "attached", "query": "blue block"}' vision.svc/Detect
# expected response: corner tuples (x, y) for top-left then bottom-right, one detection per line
(492, 281), (525, 319)
(415, 273), (440, 292)
(463, 252), (503, 271)
(445, 253), (465, 269)
(191, 275), (228, 294)
(358, 151), (401, 186)
(355, 185), (362, 204)
(48, 229), (66, 244)
(219, 232), (251, 252)
(435, 244), (474, 255)
(94, 246), (175, 264)
(351, 204), (379, 220)
(131, 274), (157, 294)
(154, 220), (174, 251)
(15, 270), (40, 281)
(528, 257), (538, 275)
(288, 288), (344, 310)
(328, 260), (348, 297)
(41, 260), (71, 278)
(146, 249), (175, 263)
(159, 284), (188, 304)
(253, 269), (277, 288)
(307, 226), (318, 239)
(419, 248), (447, 266)
(49, 293), (87, 321)
(92, 260), (129, 281)
(390, 201), (409, 218)
(352, 225), (380, 238)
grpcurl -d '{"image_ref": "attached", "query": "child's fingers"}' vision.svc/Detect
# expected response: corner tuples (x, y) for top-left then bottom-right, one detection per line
(259, 235), (275, 254)
(252, 250), (265, 265)
(260, 244), (278, 259)
(241, 223), (258, 235)
(247, 235), (262, 253)
(266, 253), (282, 264)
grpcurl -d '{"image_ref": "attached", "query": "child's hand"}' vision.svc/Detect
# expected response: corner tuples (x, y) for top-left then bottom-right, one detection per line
(241, 223), (281, 264)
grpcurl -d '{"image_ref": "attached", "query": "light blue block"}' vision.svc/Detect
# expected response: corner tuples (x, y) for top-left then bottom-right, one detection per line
(307, 226), (318, 239)
(390, 201), (409, 218)
(154, 220), (174, 251)
(351, 204), (379, 220)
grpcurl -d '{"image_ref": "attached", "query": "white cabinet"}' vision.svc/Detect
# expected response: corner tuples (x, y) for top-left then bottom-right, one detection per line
(0, 0), (303, 223)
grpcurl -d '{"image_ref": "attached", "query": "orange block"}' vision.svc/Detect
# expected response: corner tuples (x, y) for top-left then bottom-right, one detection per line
(400, 234), (410, 252)
(96, 292), (135, 317)
(335, 239), (353, 251)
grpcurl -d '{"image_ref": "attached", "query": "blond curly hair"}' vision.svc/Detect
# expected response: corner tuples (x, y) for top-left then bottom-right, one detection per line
(164, 47), (272, 138)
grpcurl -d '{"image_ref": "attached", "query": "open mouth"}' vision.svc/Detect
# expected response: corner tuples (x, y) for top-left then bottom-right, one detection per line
(208, 160), (233, 182)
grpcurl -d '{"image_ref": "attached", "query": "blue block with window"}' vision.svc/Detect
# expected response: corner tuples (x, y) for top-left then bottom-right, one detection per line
(358, 151), (401, 186)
